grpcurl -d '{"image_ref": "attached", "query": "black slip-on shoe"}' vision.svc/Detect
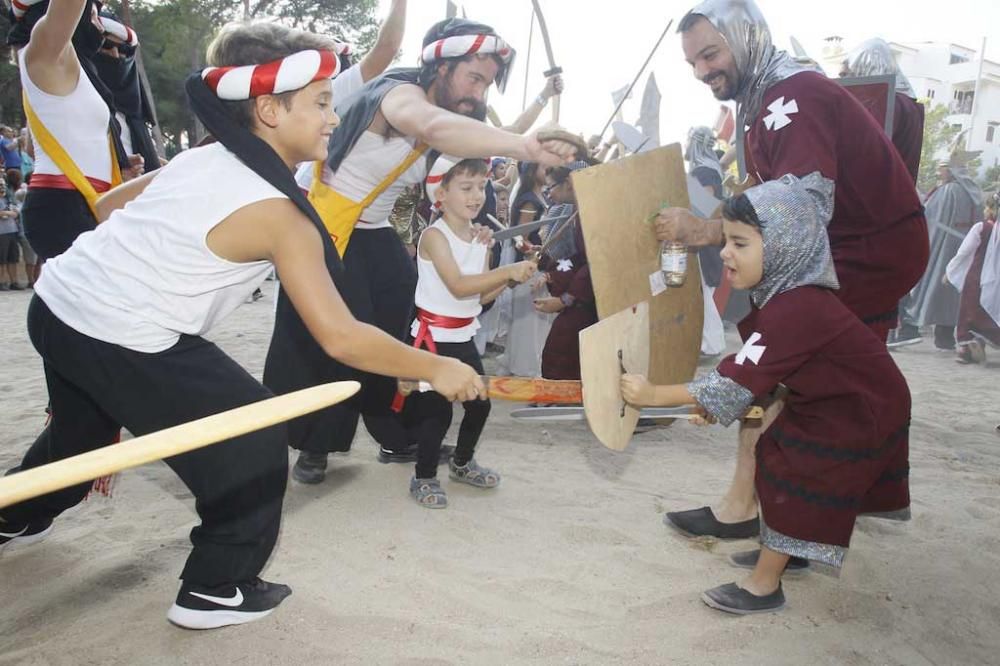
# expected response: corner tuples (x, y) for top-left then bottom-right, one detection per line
(701, 582), (785, 615)
(0, 517), (54, 551)
(377, 444), (455, 464)
(167, 578), (292, 630)
(664, 506), (760, 539)
(291, 451), (328, 484)
(728, 549), (811, 574)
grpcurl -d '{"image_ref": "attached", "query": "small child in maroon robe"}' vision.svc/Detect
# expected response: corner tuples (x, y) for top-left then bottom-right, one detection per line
(534, 162), (596, 380)
(622, 173), (911, 615)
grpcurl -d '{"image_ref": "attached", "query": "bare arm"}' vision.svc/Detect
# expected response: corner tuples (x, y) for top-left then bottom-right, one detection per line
(504, 75), (563, 134)
(94, 169), (160, 222)
(620, 375), (697, 408)
(420, 228), (533, 298)
(256, 204), (481, 400)
(381, 85), (576, 167)
(357, 0), (406, 82)
(23, 0), (88, 96)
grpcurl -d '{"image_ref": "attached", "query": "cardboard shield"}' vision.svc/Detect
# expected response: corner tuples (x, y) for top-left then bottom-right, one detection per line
(571, 144), (704, 389)
(578, 302), (650, 451)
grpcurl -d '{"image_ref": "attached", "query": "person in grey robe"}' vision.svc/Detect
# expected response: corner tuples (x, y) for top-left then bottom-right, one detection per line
(896, 161), (983, 350)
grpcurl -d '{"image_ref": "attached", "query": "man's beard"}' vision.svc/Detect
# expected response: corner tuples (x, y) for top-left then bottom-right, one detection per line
(703, 70), (738, 101)
(438, 73), (488, 121)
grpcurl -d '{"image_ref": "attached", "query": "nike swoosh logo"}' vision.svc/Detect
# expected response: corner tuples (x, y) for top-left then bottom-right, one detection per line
(0, 526), (28, 539)
(189, 588), (244, 608)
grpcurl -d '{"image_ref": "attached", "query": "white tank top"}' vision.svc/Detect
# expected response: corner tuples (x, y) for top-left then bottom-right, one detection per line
(320, 131), (426, 227)
(411, 219), (487, 343)
(19, 49), (113, 184)
(35, 143), (286, 353)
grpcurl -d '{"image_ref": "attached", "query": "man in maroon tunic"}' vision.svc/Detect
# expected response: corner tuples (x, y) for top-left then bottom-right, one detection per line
(654, 0), (928, 540)
(841, 37), (926, 348)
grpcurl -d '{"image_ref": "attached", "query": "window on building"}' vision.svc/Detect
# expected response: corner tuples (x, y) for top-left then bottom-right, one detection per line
(950, 53), (969, 64)
(927, 89), (936, 99)
(988, 123), (999, 143)
(951, 124), (963, 132)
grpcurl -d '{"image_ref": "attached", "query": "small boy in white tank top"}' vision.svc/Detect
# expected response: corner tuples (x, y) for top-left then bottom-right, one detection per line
(401, 156), (536, 508)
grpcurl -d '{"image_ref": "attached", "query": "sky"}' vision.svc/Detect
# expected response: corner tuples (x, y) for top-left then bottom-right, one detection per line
(375, 0), (1000, 148)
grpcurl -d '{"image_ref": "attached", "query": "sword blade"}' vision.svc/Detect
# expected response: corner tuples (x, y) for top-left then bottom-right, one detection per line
(491, 212), (571, 242)
(509, 405), (765, 421)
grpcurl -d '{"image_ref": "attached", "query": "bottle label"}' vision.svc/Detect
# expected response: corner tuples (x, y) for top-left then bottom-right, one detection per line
(661, 251), (686, 274)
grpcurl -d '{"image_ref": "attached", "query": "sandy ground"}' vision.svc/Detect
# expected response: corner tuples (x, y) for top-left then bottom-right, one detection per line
(1, 281), (999, 665)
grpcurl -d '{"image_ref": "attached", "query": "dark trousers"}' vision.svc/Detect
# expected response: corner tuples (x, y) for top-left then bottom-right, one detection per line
(21, 188), (96, 261)
(264, 228), (417, 454)
(402, 338), (490, 479)
(2, 297), (288, 587)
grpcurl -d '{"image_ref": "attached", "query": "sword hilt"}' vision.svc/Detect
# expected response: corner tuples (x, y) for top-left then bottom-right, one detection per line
(543, 66), (563, 78)
(397, 379), (432, 396)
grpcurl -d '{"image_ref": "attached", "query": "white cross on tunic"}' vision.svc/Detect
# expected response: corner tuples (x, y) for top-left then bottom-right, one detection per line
(735, 331), (767, 366)
(763, 96), (799, 131)
(556, 259), (574, 272)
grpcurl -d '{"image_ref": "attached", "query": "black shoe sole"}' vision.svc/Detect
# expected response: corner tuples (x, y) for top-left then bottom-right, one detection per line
(664, 512), (761, 540)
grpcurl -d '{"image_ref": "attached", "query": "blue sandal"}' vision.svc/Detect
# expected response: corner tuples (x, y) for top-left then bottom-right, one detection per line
(449, 458), (501, 488)
(410, 476), (448, 509)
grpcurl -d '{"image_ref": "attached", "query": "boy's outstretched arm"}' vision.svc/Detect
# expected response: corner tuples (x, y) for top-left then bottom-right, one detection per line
(621, 374), (698, 408)
(421, 227), (534, 298)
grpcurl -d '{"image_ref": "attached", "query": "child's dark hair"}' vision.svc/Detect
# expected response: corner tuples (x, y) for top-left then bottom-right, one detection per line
(206, 22), (345, 129)
(442, 158), (490, 187)
(721, 193), (763, 229)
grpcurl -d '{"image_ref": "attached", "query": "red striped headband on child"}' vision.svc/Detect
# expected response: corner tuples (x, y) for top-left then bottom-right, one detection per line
(426, 155), (492, 211)
(420, 34), (513, 65)
(201, 46), (349, 100)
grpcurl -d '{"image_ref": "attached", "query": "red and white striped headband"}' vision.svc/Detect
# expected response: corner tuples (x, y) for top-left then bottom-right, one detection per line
(101, 16), (139, 47)
(426, 155), (461, 209)
(201, 47), (347, 101)
(420, 34), (513, 66)
(11, 0), (44, 20)
(426, 155), (492, 210)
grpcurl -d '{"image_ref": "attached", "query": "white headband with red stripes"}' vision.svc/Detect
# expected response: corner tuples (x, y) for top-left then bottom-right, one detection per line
(201, 47), (348, 101)
(101, 16), (139, 47)
(426, 155), (461, 209)
(426, 155), (492, 210)
(11, 0), (44, 20)
(420, 34), (513, 66)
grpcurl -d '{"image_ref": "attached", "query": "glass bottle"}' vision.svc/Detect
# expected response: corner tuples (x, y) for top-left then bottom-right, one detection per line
(660, 241), (687, 287)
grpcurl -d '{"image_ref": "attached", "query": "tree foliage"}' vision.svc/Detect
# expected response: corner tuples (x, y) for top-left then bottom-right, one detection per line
(917, 101), (961, 194)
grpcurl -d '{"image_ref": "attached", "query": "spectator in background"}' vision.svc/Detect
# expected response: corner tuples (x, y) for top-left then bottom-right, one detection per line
(1, 126), (23, 190)
(13, 184), (39, 287)
(0, 178), (22, 290)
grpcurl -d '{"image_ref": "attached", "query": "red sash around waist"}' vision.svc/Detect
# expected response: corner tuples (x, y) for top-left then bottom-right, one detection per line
(391, 308), (475, 412)
(30, 173), (113, 193)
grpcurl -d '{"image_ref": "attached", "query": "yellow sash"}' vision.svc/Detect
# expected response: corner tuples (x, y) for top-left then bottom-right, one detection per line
(308, 143), (428, 256)
(22, 90), (123, 221)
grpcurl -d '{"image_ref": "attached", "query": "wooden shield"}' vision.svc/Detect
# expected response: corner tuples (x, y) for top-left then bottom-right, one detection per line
(579, 302), (649, 451)
(572, 144), (704, 388)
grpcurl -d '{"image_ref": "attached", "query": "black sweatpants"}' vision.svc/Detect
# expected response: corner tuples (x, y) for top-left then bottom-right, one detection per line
(1, 297), (288, 587)
(264, 228), (417, 454)
(402, 338), (491, 479)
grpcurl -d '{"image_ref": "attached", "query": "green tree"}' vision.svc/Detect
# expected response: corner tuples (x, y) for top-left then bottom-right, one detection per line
(917, 101), (962, 193)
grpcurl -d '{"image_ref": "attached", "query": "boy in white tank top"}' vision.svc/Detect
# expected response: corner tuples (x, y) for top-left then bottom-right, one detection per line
(0, 20), (484, 630)
(399, 156), (536, 508)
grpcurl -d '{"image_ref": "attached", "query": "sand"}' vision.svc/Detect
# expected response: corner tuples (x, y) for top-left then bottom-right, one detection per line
(1, 282), (999, 665)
